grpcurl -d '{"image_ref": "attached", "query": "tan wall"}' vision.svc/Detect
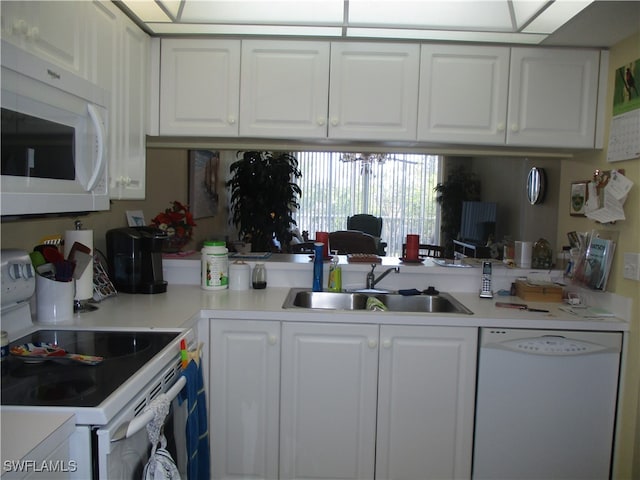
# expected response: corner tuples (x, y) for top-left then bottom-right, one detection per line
(556, 32), (640, 479)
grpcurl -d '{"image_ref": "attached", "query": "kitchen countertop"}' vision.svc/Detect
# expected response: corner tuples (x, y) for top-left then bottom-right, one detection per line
(33, 285), (628, 334)
(3, 253), (625, 338)
(1, 411), (76, 479)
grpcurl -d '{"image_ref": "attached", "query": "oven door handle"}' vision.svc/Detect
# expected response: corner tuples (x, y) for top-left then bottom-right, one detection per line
(111, 375), (186, 442)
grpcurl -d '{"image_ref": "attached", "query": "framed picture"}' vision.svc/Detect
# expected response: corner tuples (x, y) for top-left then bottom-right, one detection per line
(189, 150), (220, 219)
(570, 181), (588, 216)
(126, 210), (146, 226)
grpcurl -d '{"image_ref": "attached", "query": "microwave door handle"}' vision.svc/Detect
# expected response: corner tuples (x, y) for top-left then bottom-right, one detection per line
(86, 104), (106, 192)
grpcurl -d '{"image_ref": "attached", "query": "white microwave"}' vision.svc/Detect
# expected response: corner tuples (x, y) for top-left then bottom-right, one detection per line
(1, 41), (109, 217)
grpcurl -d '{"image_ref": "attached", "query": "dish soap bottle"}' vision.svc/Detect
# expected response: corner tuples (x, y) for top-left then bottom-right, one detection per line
(328, 254), (342, 292)
(312, 242), (324, 292)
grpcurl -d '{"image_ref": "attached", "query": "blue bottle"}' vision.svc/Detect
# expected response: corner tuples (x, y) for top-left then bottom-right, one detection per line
(312, 242), (324, 292)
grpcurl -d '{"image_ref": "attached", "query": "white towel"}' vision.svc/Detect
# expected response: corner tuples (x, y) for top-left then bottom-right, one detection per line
(143, 394), (181, 480)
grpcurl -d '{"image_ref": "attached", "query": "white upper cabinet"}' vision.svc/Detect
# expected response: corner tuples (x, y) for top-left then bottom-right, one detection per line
(113, 19), (149, 199)
(1, 1), (87, 78)
(160, 39), (241, 136)
(375, 325), (477, 480)
(417, 45), (510, 145)
(328, 42), (420, 141)
(507, 47), (600, 148)
(153, 38), (603, 148)
(88, 1), (149, 200)
(240, 40), (330, 138)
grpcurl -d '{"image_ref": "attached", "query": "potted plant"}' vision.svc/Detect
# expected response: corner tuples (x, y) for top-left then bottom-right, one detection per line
(434, 165), (480, 258)
(150, 200), (197, 252)
(226, 151), (302, 252)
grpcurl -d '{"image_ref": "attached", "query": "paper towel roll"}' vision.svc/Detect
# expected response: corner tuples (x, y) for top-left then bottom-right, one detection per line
(515, 241), (532, 269)
(64, 229), (94, 301)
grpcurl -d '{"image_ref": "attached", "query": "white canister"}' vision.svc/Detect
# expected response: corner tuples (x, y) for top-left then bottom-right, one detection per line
(514, 241), (533, 269)
(36, 275), (74, 323)
(201, 241), (229, 290)
(229, 261), (251, 291)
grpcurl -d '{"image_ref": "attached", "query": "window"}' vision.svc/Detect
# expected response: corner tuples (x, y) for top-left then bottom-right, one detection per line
(293, 152), (442, 257)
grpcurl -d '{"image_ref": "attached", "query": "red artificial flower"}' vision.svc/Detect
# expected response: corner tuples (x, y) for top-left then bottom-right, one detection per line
(150, 200), (197, 240)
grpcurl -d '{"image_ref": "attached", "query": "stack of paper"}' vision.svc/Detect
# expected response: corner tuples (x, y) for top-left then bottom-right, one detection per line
(585, 170), (633, 223)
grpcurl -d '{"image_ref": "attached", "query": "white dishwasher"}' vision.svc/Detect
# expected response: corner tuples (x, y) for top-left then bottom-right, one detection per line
(473, 328), (622, 480)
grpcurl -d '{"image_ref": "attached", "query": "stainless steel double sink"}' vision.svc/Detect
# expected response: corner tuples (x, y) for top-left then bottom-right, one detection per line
(282, 288), (473, 314)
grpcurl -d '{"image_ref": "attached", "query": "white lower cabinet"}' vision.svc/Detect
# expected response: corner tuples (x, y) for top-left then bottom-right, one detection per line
(210, 319), (477, 480)
(280, 322), (380, 480)
(210, 320), (281, 480)
(375, 325), (478, 480)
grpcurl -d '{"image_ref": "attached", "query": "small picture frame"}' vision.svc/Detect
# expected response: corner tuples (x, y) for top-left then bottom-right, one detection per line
(570, 181), (588, 216)
(189, 150), (220, 219)
(126, 210), (146, 226)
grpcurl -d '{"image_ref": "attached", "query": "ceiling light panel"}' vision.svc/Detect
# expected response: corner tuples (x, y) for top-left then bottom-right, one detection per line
(180, 0), (344, 25)
(523, 0), (592, 34)
(157, 0), (183, 19)
(122, 1), (172, 22)
(348, 1), (514, 31)
(510, 0), (550, 30)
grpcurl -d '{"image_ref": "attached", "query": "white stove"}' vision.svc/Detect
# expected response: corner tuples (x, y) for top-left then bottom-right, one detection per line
(1, 250), (191, 478)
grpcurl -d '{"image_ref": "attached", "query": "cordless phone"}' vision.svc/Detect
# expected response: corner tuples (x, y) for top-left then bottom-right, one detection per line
(480, 261), (493, 298)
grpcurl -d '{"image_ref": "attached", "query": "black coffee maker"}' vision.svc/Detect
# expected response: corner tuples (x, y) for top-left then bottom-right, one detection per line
(106, 227), (168, 294)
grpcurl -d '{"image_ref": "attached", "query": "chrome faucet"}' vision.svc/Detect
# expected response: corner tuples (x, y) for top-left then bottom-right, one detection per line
(366, 264), (400, 290)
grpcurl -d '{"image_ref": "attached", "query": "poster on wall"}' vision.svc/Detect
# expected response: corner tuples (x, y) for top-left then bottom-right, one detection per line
(188, 150), (220, 218)
(607, 57), (640, 162)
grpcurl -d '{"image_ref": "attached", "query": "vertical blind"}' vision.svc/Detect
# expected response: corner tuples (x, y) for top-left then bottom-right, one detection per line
(292, 152), (442, 257)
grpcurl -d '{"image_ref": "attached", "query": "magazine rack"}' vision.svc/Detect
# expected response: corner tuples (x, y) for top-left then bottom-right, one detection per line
(572, 229), (619, 291)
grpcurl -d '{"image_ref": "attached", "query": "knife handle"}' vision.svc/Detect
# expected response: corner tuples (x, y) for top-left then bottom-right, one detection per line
(495, 302), (527, 309)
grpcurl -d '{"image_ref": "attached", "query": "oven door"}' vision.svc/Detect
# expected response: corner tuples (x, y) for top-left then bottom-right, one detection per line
(94, 359), (188, 480)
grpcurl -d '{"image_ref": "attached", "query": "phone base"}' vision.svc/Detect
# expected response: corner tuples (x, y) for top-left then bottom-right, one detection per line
(479, 290), (494, 299)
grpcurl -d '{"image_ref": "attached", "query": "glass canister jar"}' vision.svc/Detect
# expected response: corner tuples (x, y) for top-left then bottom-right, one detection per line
(202, 240), (229, 290)
(252, 263), (267, 289)
(532, 238), (553, 269)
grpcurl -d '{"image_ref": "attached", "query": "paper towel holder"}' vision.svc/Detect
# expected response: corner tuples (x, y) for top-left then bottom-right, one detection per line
(68, 220), (98, 313)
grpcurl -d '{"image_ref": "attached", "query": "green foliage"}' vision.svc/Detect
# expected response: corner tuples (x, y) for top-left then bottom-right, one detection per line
(434, 165), (481, 258)
(226, 151), (302, 252)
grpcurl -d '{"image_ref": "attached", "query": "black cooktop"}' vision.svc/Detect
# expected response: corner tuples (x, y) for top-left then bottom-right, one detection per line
(1, 330), (178, 407)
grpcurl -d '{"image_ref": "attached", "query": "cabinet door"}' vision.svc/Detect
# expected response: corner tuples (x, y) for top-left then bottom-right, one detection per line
(160, 39), (240, 136)
(507, 47), (600, 148)
(280, 322), (379, 480)
(210, 320), (280, 480)
(113, 19), (149, 199)
(1, 1), (87, 78)
(376, 325), (477, 480)
(418, 45), (509, 145)
(88, 1), (148, 200)
(240, 40), (330, 138)
(329, 42), (419, 141)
